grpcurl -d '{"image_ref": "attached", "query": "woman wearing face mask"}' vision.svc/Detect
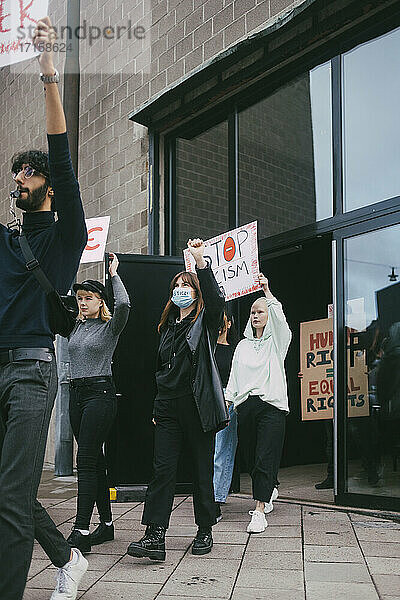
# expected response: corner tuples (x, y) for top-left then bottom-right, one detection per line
(66, 253), (130, 554)
(226, 274), (292, 533)
(127, 238), (227, 561)
(213, 311), (239, 521)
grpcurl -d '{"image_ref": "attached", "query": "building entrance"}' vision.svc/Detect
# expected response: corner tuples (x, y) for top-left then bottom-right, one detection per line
(236, 236), (334, 504)
(106, 238), (336, 505)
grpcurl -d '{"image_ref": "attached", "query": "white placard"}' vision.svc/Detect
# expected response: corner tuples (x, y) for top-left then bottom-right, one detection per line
(81, 216), (110, 264)
(183, 221), (262, 301)
(0, 0), (49, 68)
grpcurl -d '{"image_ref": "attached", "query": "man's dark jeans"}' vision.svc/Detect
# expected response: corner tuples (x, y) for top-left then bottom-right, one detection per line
(0, 356), (71, 600)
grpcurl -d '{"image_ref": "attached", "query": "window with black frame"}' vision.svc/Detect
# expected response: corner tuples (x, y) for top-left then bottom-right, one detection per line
(342, 26), (400, 212)
(174, 121), (229, 255)
(238, 61), (333, 238)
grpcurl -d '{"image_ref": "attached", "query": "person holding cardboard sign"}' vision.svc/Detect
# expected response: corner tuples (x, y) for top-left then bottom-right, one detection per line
(127, 238), (227, 561)
(0, 17), (88, 600)
(66, 253), (130, 554)
(226, 274), (292, 533)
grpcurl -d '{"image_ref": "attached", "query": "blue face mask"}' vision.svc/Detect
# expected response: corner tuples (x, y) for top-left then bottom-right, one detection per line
(171, 288), (196, 309)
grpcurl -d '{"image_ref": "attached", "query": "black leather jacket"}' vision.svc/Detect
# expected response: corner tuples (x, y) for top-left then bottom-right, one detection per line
(157, 263), (228, 433)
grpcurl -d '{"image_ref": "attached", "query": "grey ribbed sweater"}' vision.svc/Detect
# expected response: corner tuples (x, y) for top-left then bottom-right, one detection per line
(68, 274), (131, 379)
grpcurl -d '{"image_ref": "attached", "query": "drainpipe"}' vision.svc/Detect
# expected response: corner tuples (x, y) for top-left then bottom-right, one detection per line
(55, 0), (81, 476)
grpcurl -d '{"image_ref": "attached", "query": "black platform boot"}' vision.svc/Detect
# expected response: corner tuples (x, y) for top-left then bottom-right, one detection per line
(127, 524), (166, 561)
(192, 527), (213, 555)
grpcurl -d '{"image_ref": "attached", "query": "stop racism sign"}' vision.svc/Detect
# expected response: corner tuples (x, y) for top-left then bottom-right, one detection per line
(184, 221), (262, 301)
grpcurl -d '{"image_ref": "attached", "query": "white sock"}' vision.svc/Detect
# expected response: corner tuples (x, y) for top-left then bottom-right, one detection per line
(105, 521), (113, 526)
(76, 528), (90, 535)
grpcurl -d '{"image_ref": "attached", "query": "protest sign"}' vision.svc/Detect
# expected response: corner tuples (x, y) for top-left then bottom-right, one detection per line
(81, 216), (110, 264)
(300, 317), (369, 421)
(0, 0), (49, 68)
(183, 221), (262, 301)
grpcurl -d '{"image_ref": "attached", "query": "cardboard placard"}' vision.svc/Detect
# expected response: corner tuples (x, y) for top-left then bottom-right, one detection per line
(0, 0), (49, 68)
(183, 221), (262, 301)
(81, 216), (110, 264)
(300, 317), (369, 420)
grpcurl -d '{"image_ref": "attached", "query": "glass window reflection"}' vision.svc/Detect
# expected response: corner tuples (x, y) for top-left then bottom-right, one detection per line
(175, 121), (229, 254)
(344, 224), (400, 498)
(238, 61), (333, 238)
(342, 27), (400, 211)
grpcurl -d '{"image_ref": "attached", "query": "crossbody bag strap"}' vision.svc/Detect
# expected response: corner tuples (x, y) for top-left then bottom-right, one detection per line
(18, 234), (55, 295)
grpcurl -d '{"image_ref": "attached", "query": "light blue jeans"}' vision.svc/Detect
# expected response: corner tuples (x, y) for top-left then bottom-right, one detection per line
(213, 403), (238, 503)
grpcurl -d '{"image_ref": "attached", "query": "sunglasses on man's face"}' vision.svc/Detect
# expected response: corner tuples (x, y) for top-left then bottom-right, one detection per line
(12, 165), (43, 180)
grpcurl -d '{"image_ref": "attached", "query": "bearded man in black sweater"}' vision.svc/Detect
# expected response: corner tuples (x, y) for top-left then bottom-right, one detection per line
(0, 17), (88, 600)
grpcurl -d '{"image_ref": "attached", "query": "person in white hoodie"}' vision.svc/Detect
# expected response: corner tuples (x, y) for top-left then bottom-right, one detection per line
(225, 273), (292, 533)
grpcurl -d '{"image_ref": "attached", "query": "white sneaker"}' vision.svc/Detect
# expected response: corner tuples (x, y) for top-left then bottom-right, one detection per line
(50, 549), (88, 599)
(247, 510), (268, 533)
(264, 486), (279, 514)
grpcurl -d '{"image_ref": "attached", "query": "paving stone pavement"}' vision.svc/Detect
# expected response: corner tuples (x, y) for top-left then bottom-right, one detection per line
(23, 488), (400, 600)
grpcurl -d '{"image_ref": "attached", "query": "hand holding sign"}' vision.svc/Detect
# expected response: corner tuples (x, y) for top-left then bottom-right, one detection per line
(108, 252), (119, 277)
(187, 238), (207, 269)
(32, 16), (56, 71)
(258, 272), (274, 299)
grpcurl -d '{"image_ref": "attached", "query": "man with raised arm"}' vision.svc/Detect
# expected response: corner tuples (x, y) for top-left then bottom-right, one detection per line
(0, 17), (88, 600)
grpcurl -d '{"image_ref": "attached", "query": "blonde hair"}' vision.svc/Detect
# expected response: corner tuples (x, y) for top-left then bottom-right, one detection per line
(99, 302), (112, 322)
(76, 291), (112, 322)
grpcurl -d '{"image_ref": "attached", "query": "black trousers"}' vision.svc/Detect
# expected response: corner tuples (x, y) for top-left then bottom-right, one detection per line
(69, 377), (117, 530)
(237, 395), (286, 503)
(0, 356), (71, 600)
(142, 394), (216, 529)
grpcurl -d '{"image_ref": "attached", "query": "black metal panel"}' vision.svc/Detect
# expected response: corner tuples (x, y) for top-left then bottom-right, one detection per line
(105, 254), (194, 492)
(331, 56), (343, 217)
(228, 111), (239, 229)
(148, 132), (160, 255)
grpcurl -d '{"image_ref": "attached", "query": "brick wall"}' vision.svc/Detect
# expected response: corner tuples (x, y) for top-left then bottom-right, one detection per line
(0, 0), (302, 276)
(135, 0), (305, 112)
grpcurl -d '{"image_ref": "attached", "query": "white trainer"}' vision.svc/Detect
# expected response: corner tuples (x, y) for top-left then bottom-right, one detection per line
(50, 549), (88, 599)
(247, 510), (268, 533)
(264, 486), (279, 514)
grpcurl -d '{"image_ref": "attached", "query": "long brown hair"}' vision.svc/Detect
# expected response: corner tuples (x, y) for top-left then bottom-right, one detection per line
(158, 271), (204, 333)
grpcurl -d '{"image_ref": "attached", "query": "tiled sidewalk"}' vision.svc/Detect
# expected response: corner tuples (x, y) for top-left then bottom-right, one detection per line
(23, 492), (400, 600)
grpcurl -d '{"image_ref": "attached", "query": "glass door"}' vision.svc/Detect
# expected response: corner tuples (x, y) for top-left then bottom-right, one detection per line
(334, 214), (400, 511)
